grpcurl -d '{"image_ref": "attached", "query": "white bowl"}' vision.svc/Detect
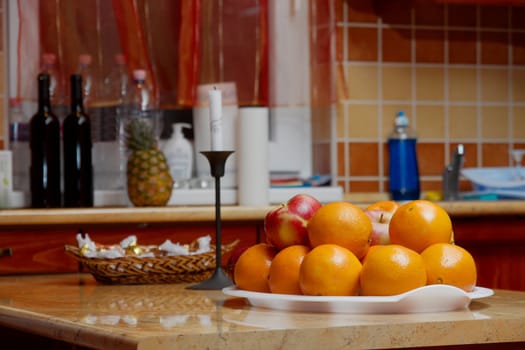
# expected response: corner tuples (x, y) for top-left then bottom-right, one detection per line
(461, 167), (525, 191)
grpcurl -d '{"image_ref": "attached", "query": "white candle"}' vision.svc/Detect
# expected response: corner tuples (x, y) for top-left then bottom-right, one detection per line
(208, 88), (223, 151)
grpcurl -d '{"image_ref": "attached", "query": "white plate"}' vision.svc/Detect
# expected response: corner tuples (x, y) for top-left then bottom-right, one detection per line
(222, 285), (494, 314)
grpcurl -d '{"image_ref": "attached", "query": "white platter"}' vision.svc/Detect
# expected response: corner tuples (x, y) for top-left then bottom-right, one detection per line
(222, 285), (494, 314)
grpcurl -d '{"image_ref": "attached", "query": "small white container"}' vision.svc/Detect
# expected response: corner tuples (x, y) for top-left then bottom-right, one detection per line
(163, 123), (193, 186)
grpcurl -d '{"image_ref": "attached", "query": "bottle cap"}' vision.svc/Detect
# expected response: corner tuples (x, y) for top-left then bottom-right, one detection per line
(133, 69), (147, 81)
(114, 53), (126, 65)
(42, 53), (56, 65)
(78, 54), (92, 65)
(9, 97), (22, 107)
(395, 111), (409, 127)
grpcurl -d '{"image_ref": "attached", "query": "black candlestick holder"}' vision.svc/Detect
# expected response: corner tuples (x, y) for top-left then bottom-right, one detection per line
(187, 150), (234, 290)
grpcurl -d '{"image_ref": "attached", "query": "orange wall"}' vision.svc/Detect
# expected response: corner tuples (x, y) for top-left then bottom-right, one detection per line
(336, 0), (525, 194)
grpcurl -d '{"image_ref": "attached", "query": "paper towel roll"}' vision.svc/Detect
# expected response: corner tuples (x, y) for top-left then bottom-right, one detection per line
(237, 107), (269, 206)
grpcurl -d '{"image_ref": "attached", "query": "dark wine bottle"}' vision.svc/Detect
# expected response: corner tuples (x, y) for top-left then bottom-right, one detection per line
(63, 74), (93, 207)
(30, 73), (61, 208)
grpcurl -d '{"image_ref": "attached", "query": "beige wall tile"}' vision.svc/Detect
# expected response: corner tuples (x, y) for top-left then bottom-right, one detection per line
(415, 67), (444, 101)
(448, 106), (478, 139)
(512, 107), (525, 139)
(347, 104), (379, 138)
(512, 68), (525, 103)
(481, 68), (509, 102)
(448, 67), (477, 102)
(346, 65), (378, 100)
(481, 106), (509, 139)
(415, 105), (445, 139)
(382, 66), (412, 101)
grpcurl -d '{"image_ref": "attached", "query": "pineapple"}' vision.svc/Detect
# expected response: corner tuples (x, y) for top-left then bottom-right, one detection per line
(125, 118), (173, 206)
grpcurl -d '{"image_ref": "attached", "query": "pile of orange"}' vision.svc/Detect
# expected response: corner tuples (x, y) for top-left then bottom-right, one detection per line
(233, 198), (477, 297)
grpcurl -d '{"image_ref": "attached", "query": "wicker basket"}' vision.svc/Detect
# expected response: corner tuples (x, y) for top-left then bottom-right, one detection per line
(65, 240), (239, 285)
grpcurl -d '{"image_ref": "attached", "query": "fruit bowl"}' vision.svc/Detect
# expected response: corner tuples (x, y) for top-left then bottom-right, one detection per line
(222, 285), (493, 314)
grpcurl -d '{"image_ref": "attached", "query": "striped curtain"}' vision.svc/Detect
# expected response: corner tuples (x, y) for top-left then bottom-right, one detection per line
(16, 0), (268, 108)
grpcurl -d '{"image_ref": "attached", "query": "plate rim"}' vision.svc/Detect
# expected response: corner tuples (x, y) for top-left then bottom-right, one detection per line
(222, 284), (494, 304)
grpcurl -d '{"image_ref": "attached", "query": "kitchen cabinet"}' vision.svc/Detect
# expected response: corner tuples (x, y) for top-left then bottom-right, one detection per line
(0, 201), (524, 291)
(0, 206), (267, 275)
(0, 222), (260, 275)
(452, 216), (525, 291)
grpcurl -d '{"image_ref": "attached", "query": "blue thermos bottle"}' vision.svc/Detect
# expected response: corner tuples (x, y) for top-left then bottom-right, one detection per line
(388, 111), (420, 201)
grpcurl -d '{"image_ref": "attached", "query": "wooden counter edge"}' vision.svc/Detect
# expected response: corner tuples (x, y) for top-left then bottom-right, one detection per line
(0, 200), (523, 226)
(0, 206), (275, 226)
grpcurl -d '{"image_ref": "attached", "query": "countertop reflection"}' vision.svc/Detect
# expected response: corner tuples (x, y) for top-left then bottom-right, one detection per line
(0, 274), (524, 349)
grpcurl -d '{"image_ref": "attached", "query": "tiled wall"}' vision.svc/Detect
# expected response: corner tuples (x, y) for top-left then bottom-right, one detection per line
(336, 0), (525, 194)
(3, 1), (525, 196)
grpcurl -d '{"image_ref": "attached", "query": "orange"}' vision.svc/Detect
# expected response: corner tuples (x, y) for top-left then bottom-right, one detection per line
(421, 243), (477, 292)
(299, 244), (362, 296)
(389, 200), (453, 253)
(268, 245), (310, 295)
(360, 244), (427, 296)
(307, 201), (372, 259)
(365, 200), (400, 213)
(234, 243), (277, 292)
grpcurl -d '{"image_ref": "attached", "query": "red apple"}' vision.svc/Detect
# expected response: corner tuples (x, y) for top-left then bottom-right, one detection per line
(225, 245), (249, 283)
(364, 200), (400, 246)
(264, 194), (322, 250)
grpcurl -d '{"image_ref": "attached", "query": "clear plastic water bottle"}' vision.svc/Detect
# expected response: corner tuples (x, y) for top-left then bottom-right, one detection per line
(124, 69), (159, 136)
(117, 69), (160, 188)
(9, 98), (30, 194)
(77, 54), (94, 108)
(102, 54), (130, 105)
(388, 111), (420, 201)
(93, 54), (131, 191)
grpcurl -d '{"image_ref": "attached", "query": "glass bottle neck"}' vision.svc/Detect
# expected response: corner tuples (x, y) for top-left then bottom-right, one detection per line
(70, 75), (85, 113)
(37, 74), (52, 112)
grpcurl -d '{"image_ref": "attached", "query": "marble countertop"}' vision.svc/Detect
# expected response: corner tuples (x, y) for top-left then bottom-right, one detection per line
(0, 199), (524, 226)
(0, 274), (524, 349)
